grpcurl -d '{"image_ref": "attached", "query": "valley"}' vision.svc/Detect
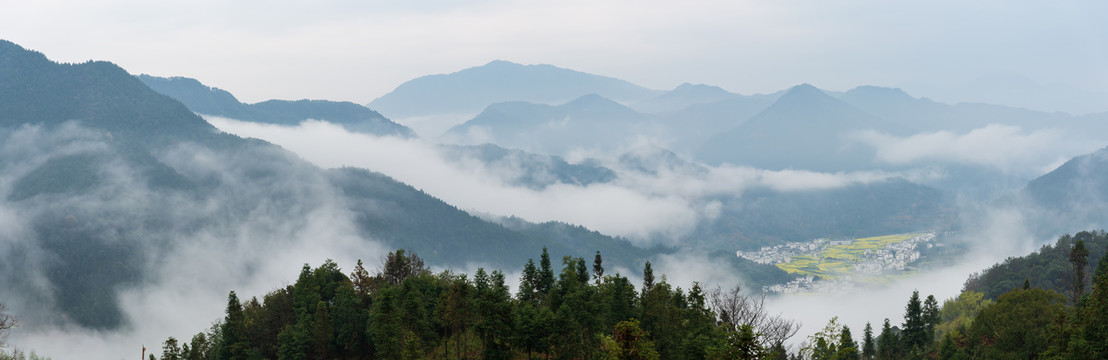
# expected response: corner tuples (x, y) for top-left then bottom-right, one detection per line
(740, 233), (939, 293)
(2, 14), (1108, 357)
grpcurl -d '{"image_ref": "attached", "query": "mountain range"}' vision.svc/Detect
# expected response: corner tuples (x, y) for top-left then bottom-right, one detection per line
(6, 38), (1108, 338)
(0, 40), (683, 329)
(368, 60), (661, 120)
(139, 75), (415, 137)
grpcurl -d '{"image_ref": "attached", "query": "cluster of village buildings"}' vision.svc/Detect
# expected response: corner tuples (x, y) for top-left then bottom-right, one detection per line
(737, 233), (938, 293)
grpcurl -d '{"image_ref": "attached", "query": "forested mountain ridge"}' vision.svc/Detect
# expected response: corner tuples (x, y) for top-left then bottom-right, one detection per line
(0, 41), (226, 146)
(0, 40), (797, 332)
(138, 75), (415, 137)
(963, 230), (1108, 301)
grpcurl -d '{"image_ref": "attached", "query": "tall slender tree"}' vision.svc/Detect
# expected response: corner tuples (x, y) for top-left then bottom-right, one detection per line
(538, 247), (555, 301)
(1070, 239), (1090, 304)
(593, 251), (605, 286)
(219, 291), (247, 360)
(519, 259), (539, 304)
(876, 318), (897, 360)
(922, 295), (940, 344)
(902, 291), (926, 352)
(861, 322), (875, 360)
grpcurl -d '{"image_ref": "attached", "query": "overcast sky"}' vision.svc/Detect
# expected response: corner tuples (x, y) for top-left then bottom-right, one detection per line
(3, 1), (1106, 111)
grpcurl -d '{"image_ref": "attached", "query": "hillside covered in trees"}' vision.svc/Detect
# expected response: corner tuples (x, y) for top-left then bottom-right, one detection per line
(796, 230), (1108, 360)
(144, 230), (1108, 360)
(150, 248), (797, 360)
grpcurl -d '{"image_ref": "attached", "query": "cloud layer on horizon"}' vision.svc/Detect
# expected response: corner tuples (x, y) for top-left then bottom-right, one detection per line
(208, 117), (913, 245)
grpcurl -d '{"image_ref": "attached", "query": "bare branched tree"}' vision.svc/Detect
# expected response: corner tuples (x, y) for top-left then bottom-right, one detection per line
(708, 285), (800, 348)
(0, 302), (16, 348)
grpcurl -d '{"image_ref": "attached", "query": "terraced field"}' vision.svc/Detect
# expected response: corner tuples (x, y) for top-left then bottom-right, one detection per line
(775, 233), (924, 280)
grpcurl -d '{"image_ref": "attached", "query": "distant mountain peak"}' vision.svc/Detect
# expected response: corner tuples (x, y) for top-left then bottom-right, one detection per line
(787, 83), (822, 93)
(563, 93), (616, 106)
(671, 82), (731, 95)
(369, 60), (660, 120)
(483, 59), (522, 67)
(842, 85), (914, 101)
(771, 83), (836, 106)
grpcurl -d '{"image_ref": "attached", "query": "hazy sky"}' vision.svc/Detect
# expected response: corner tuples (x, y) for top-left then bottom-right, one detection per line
(3, 1), (1106, 110)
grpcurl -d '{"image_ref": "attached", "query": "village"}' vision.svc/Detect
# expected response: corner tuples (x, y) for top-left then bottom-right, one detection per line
(737, 233), (938, 293)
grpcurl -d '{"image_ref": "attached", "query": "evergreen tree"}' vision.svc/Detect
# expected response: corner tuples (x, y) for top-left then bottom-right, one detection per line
(331, 284), (366, 358)
(876, 318), (897, 360)
(439, 273), (472, 359)
(599, 273), (638, 330)
(576, 257), (590, 286)
(519, 259), (539, 304)
(922, 295), (940, 345)
(538, 247), (555, 301)
(642, 261), (655, 292)
(1070, 239), (1090, 304)
(475, 270), (514, 360)
(1078, 253), (1108, 358)
(901, 291), (926, 353)
(835, 326), (858, 360)
(310, 301), (334, 359)
(593, 251), (605, 285)
(514, 303), (553, 360)
(368, 286), (402, 360)
(276, 320), (311, 360)
(219, 291), (248, 360)
(861, 322), (875, 360)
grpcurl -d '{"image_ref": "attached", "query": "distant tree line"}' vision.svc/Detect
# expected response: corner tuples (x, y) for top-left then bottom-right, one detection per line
(152, 248), (797, 360)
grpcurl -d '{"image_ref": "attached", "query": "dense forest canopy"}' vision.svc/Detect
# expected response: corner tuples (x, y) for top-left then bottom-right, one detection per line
(138, 230), (1108, 360)
(150, 248), (797, 360)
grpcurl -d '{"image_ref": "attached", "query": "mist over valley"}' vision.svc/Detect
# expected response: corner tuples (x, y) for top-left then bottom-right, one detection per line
(2, 2), (1108, 358)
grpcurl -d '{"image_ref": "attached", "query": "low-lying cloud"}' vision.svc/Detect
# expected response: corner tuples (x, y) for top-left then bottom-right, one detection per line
(0, 123), (392, 359)
(853, 124), (1099, 175)
(209, 117), (912, 245)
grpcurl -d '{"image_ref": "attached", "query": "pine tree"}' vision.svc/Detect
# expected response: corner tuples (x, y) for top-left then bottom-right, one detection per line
(593, 251), (605, 285)
(923, 295), (940, 344)
(861, 322), (875, 360)
(876, 318), (897, 360)
(219, 291), (248, 360)
(642, 261), (655, 293)
(902, 290), (926, 352)
(538, 247), (555, 302)
(836, 325), (859, 360)
(519, 259), (539, 304)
